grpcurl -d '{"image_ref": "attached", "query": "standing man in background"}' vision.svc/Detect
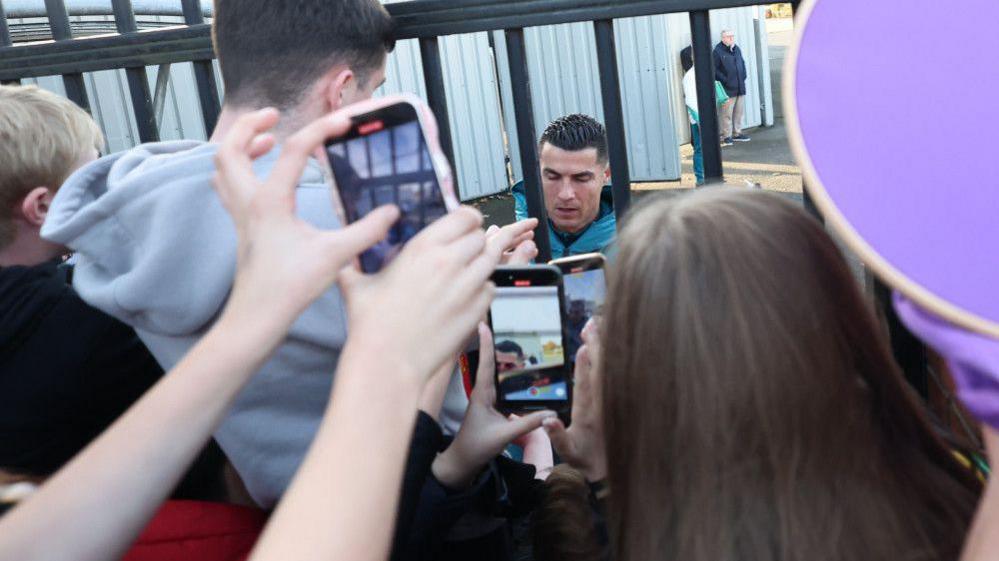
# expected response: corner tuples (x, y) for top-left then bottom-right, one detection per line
(714, 29), (750, 145)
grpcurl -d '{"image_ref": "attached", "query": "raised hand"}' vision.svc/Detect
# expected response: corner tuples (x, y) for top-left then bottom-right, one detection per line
(485, 218), (539, 265)
(338, 207), (504, 385)
(543, 318), (607, 482)
(213, 107), (398, 337)
(432, 323), (556, 489)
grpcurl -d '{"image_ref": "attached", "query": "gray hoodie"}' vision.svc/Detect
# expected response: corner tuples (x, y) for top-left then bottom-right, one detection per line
(41, 140), (468, 507)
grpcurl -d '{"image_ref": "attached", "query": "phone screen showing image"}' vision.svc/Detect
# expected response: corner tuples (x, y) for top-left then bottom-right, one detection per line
(325, 106), (447, 273)
(562, 267), (606, 364)
(490, 285), (569, 403)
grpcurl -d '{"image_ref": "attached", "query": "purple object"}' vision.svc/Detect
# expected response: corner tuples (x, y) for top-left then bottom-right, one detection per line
(895, 293), (999, 430)
(788, 0), (999, 337)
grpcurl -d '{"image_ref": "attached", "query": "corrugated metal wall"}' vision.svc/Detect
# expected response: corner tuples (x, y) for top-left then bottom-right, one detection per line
(377, 1), (510, 200)
(11, 3), (772, 195)
(497, 16), (683, 183)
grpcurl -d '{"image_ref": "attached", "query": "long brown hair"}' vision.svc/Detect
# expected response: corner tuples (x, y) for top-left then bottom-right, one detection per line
(601, 188), (980, 561)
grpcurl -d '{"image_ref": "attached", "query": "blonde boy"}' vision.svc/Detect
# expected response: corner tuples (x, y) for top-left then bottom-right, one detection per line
(0, 84), (102, 266)
(0, 85), (165, 479)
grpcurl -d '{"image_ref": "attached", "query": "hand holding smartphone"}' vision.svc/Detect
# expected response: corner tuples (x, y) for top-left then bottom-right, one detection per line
(322, 94), (459, 273)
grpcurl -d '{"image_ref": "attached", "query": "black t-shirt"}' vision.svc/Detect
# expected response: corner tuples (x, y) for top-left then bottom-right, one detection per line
(0, 260), (165, 476)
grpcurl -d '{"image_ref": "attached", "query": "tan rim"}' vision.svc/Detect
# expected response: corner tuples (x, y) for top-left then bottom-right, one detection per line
(783, 0), (999, 338)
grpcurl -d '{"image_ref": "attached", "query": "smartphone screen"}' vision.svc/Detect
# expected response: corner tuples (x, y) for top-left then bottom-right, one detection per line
(325, 103), (448, 273)
(490, 284), (569, 403)
(562, 266), (606, 364)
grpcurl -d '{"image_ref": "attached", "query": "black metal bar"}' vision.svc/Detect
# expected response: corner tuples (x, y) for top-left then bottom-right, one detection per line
(0, 0), (20, 84)
(43, 0), (92, 112)
(123, 66), (159, 142)
(593, 19), (631, 222)
(0, 0), (772, 81)
(111, 0), (159, 142)
(419, 36), (458, 195)
(0, 0), (11, 47)
(181, 0), (204, 24)
(0, 25), (212, 81)
(689, 10), (722, 182)
(111, 0), (138, 33)
(505, 27), (552, 262)
(391, 0), (764, 39)
(181, 0), (220, 135)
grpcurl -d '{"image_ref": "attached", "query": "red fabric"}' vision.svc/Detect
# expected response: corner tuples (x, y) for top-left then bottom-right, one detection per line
(122, 500), (267, 561)
(459, 353), (474, 398)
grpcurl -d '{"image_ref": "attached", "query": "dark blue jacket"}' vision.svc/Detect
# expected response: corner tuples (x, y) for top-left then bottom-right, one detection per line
(713, 42), (747, 97)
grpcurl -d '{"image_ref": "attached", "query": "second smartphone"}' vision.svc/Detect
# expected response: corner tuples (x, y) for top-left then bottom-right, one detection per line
(489, 265), (571, 417)
(549, 253), (607, 366)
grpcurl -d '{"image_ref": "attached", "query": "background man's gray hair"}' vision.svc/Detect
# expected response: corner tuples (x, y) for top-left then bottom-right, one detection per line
(721, 29), (734, 37)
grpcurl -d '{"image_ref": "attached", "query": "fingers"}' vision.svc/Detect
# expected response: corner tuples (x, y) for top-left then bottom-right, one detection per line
(499, 410), (558, 445)
(414, 206), (483, 246)
(247, 133), (276, 160)
(323, 205), (400, 266)
(486, 219), (538, 257)
(504, 239), (538, 266)
(266, 112), (352, 204)
(573, 344), (593, 390)
(447, 229), (488, 267)
(472, 323), (496, 401)
(581, 316), (601, 345)
(213, 108), (281, 204)
(542, 417), (575, 460)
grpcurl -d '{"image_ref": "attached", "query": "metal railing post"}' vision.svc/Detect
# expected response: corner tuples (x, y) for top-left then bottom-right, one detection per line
(0, 0), (20, 85)
(505, 27), (552, 262)
(419, 36), (458, 195)
(44, 0), (91, 112)
(180, 0), (221, 135)
(689, 10), (723, 183)
(593, 19), (631, 222)
(111, 0), (159, 142)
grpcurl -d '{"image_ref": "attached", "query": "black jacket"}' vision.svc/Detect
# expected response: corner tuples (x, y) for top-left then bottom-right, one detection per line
(0, 260), (165, 476)
(713, 41), (748, 97)
(391, 411), (543, 561)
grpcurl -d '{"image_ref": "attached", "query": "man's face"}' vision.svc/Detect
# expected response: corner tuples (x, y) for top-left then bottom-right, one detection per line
(496, 350), (525, 373)
(539, 143), (609, 234)
(722, 32), (736, 47)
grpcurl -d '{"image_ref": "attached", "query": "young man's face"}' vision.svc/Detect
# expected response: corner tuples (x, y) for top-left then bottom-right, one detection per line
(539, 143), (609, 234)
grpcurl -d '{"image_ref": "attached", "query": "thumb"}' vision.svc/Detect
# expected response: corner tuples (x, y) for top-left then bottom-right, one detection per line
(324, 204), (399, 263)
(472, 322), (495, 402)
(543, 417), (575, 460)
(499, 410), (557, 444)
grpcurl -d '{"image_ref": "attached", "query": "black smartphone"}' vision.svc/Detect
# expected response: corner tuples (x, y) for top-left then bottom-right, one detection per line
(489, 265), (571, 415)
(549, 253), (607, 365)
(323, 95), (459, 273)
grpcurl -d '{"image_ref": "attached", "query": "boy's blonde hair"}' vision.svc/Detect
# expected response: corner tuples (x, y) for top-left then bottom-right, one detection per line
(0, 85), (104, 248)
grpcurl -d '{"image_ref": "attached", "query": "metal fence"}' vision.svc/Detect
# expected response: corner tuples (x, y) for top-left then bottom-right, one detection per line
(0, 0), (770, 262)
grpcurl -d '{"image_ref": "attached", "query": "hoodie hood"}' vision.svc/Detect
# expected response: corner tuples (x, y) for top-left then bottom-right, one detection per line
(41, 140), (330, 337)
